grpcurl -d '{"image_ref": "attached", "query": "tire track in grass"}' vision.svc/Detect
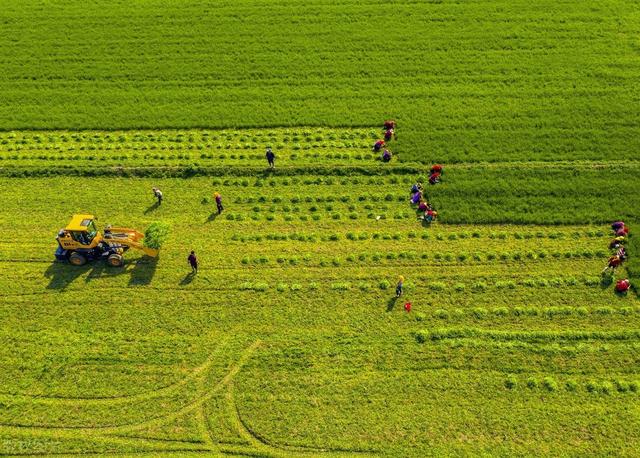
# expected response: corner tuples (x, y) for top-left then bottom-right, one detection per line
(225, 381), (379, 457)
(0, 339), (259, 440)
(0, 337), (229, 404)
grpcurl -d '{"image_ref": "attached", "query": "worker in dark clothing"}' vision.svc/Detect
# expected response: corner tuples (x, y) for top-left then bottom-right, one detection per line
(384, 120), (396, 130)
(266, 147), (275, 168)
(214, 192), (223, 214)
(152, 187), (163, 205)
(396, 276), (404, 298)
(188, 251), (198, 274)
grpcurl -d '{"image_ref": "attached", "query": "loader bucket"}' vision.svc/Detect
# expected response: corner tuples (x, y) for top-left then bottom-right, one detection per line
(142, 246), (159, 258)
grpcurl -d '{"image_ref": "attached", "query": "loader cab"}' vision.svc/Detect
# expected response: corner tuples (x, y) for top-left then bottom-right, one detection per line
(57, 214), (101, 249)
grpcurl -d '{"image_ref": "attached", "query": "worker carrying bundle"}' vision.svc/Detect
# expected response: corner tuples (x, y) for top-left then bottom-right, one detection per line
(373, 140), (385, 152)
(615, 279), (631, 293)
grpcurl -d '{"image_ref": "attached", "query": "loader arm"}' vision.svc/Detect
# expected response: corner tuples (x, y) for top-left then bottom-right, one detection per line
(102, 227), (159, 257)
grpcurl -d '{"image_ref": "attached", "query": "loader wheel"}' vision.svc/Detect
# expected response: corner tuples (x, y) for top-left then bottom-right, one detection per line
(69, 252), (87, 266)
(107, 254), (124, 267)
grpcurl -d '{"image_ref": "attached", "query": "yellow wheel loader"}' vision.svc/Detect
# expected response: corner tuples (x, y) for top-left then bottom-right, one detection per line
(55, 214), (158, 267)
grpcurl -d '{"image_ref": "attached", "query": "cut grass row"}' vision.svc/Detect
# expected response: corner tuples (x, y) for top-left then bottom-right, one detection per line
(1, 170), (636, 226)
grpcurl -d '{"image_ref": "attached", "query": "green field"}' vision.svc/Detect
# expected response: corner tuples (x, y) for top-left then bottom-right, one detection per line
(0, 1), (639, 456)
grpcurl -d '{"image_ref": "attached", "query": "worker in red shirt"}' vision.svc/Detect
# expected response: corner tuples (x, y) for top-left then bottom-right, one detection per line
(616, 279), (630, 293)
(373, 140), (385, 152)
(602, 255), (621, 274)
(384, 120), (396, 130)
(429, 172), (441, 185)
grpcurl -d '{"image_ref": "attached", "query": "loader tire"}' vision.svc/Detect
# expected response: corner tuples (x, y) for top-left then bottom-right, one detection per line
(69, 252), (87, 266)
(107, 253), (124, 267)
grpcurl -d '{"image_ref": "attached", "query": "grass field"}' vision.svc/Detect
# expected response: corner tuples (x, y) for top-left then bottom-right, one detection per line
(0, 0), (639, 456)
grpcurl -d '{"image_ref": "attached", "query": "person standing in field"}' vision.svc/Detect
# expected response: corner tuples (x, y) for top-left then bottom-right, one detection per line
(214, 192), (223, 214)
(266, 147), (275, 168)
(152, 187), (163, 205)
(188, 250), (198, 274)
(396, 276), (404, 298)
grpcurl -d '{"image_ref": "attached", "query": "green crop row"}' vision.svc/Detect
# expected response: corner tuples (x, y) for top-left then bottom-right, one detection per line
(239, 250), (605, 267)
(230, 229), (606, 243)
(626, 232), (640, 294)
(421, 305), (640, 321)
(0, 127), (378, 145)
(504, 376), (639, 394)
(416, 328), (640, 344)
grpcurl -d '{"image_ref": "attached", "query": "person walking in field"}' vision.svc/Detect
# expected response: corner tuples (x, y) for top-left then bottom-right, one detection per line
(214, 192), (223, 214)
(396, 276), (404, 298)
(266, 147), (275, 168)
(188, 250), (198, 274)
(152, 187), (163, 205)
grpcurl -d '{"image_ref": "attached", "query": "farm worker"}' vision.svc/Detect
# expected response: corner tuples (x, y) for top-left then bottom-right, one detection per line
(266, 147), (275, 168)
(602, 255), (621, 273)
(214, 192), (223, 214)
(609, 237), (625, 249)
(396, 276), (404, 298)
(384, 120), (396, 130)
(384, 129), (394, 141)
(187, 251), (198, 274)
(617, 246), (627, 261)
(373, 140), (385, 152)
(616, 279), (631, 293)
(418, 201), (428, 212)
(616, 227), (629, 237)
(152, 187), (163, 205)
(428, 172), (441, 185)
(411, 191), (422, 204)
(382, 149), (392, 162)
(611, 221), (625, 231)
(411, 182), (423, 194)
(424, 209), (437, 223)
(404, 302), (412, 313)
(430, 164), (443, 175)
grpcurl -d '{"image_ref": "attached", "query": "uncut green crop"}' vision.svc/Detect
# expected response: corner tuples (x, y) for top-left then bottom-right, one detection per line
(0, 1), (639, 164)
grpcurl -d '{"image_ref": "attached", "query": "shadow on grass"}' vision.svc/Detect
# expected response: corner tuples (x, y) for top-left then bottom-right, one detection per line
(128, 257), (158, 286)
(45, 256), (158, 289)
(144, 201), (160, 214)
(180, 272), (196, 285)
(206, 212), (218, 223)
(45, 262), (92, 290)
(386, 296), (398, 312)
